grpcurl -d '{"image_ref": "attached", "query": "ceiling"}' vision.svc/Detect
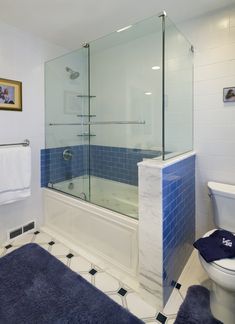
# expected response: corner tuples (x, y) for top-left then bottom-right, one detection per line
(0, 0), (233, 49)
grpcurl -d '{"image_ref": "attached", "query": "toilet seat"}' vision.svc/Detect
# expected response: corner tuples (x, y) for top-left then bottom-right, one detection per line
(202, 229), (235, 273)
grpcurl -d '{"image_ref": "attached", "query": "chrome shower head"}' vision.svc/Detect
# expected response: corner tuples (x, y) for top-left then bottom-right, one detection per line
(65, 66), (80, 79)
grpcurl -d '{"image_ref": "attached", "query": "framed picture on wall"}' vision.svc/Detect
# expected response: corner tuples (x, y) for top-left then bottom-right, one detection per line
(0, 78), (22, 111)
(223, 87), (235, 103)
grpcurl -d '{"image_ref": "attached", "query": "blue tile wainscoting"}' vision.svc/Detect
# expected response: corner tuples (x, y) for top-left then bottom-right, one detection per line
(41, 145), (161, 187)
(162, 155), (195, 304)
(90, 145), (161, 186)
(40, 145), (88, 187)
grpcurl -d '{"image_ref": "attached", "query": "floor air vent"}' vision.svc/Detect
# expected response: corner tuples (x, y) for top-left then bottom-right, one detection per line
(8, 221), (35, 240)
(9, 228), (22, 239)
(23, 221), (35, 233)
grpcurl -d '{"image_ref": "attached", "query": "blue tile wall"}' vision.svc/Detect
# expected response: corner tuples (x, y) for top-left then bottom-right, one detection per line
(40, 149), (50, 187)
(40, 145), (88, 187)
(90, 145), (161, 186)
(162, 155), (195, 305)
(41, 145), (161, 187)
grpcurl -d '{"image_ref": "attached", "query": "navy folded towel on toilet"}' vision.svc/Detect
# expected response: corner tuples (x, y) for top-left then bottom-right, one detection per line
(193, 229), (235, 262)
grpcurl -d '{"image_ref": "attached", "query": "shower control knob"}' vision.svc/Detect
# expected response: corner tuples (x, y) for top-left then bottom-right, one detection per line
(63, 149), (73, 161)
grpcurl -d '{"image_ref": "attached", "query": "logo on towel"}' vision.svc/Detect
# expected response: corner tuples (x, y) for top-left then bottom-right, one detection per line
(222, 238), (233, 247)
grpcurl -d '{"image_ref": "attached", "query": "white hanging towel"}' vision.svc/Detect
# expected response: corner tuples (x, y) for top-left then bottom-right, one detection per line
(0, 146), (31, 205)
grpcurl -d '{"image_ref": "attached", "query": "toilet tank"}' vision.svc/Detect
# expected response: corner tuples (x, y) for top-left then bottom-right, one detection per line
(208, 181), (235, 232)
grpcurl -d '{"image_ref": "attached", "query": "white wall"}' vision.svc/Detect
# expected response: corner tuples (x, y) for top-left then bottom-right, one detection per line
(179, 4), (235, 237)
(0, 21), (66, 244)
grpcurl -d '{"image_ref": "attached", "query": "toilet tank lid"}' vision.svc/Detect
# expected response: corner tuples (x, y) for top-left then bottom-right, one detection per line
(208, 181), (235, 198)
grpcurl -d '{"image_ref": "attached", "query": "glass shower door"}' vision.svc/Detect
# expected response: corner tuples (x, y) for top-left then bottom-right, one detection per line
(44, 13), (194, 219)
(163, 16), (194, 159)
(88, 16), (163, 218)
(45, 47), (90, 200)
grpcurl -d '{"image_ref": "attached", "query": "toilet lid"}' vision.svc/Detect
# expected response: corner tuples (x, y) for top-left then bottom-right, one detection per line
(203, 229), (235, 272)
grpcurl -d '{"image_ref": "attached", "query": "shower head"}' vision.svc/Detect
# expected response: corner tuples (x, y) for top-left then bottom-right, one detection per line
(65, 67), (80, 80)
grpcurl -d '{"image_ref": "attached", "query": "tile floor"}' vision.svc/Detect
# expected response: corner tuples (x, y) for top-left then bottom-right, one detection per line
(0, 230), (209, 324)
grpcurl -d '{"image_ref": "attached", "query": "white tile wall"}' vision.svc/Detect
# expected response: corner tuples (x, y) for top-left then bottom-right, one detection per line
(179, 4), (235, 237)
(0, 21), (66, 244)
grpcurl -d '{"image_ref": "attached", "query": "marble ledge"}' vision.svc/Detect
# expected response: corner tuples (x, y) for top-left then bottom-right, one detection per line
(138, 151), (196, 169)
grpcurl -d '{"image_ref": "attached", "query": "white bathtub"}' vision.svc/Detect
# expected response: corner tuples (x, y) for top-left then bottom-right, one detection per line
(43, 186), (138, 276)
(50, 176), (138, 219)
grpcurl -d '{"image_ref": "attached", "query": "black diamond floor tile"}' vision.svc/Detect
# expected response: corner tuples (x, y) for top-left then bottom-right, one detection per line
(118, 288), (127, 296)
(66, 253), (74, 259)
(48, 241), (55, 246)
(34, 231), (40, 235)
(171, 280), (182, 290)
(175, 282), (182, 290)
(156, 312), (167, 323)
(5, 244), (12, 249)
(89, 269), (97, 275)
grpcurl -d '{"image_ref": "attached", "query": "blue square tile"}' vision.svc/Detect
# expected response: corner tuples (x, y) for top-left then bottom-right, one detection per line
(162, 156), (195, 305)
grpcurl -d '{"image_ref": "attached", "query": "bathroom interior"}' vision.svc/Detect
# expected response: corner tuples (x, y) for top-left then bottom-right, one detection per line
(0, 1), (235, 323)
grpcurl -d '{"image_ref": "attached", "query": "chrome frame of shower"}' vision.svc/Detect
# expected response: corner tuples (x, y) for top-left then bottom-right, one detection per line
(158, 11), (166, 160)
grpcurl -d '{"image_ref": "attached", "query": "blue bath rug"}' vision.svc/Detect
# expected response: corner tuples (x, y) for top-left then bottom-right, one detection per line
(0, 243), (143, 324)
(175, 285), (223, 324)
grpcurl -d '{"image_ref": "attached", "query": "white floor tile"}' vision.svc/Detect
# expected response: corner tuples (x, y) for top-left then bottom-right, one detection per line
(109, 294), (123, 307)
(167, 319), (176, 324)
(49, 243), (70, 256)
(58, 257), (68, 265)
(163, 289), (183, 315)
(125, 292), (156, 319)
(95, 272), (120, 292)
(5, 246), (18, 254)
(38, 243), (49, 251)
(178, 250), (209, 298)
(80, 273), (92, 283)
(33, 232), (52, 244)
(13, 233), (34, 246)
(69, 256), (91, 273)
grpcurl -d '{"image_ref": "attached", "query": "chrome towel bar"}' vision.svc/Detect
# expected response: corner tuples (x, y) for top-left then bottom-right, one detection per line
(0, 139), (30, 147)
(49, 121), (145, 126)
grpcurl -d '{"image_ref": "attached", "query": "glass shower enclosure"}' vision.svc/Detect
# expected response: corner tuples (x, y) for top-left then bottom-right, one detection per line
(44, 13), (193, 219)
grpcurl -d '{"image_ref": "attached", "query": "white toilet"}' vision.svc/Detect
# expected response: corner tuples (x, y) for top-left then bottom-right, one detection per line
(198, 181), (235, 324)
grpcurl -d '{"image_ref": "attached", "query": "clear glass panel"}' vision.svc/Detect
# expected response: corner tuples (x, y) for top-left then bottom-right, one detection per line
(44, 14), (194, 219)
(89, 15), (162, 218)
(45, 47), (90, 200)
(163, 16), (193, 159)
